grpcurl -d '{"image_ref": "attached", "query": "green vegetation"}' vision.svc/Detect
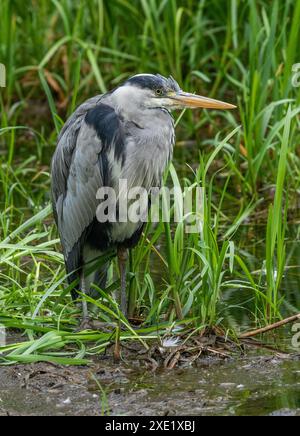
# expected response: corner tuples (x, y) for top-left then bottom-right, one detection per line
(0, 0), (299, 364)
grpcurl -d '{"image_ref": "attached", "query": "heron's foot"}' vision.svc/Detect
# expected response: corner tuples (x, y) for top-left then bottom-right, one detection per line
(92, 320), (117, 332)
(76, 317), (94, 332)
(76, 318), (116, 333)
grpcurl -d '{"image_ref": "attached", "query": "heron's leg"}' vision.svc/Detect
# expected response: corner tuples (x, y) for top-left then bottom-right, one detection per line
(78, 274), (92, 330)
(77, 272), (116, 332)
(117, 247), (128, 317)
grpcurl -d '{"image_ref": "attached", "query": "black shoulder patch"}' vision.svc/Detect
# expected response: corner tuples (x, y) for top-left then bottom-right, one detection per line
(85, 103), (125, 162)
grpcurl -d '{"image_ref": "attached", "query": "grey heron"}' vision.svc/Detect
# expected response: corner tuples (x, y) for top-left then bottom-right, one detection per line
(51, 73), (235, 329)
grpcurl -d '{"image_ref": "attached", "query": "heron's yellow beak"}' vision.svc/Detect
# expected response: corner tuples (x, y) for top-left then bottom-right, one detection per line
(170, 91), (236, 110)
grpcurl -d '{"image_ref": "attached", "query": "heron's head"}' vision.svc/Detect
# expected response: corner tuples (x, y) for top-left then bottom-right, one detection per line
(111, 73), (236, 112)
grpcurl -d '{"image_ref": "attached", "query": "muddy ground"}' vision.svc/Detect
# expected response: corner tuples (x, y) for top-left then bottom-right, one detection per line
(1, 351), (300, 416)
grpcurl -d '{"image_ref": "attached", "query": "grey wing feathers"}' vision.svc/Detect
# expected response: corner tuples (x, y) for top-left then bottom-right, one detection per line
(51, 95), (103, 260)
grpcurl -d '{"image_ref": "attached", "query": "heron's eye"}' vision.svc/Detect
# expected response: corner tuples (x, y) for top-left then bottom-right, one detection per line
(155, 88), (164, 96)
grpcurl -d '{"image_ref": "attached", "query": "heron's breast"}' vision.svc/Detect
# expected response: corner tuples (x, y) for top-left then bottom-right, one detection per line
(103, 113), (174, 245)
(122, 121), (174, 190)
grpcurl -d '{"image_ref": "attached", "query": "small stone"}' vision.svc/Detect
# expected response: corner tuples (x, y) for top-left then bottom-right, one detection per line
(62, 398), (71, 405)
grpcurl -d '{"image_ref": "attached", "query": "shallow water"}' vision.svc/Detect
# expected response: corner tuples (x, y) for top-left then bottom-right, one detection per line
(0, 352), (299, 416)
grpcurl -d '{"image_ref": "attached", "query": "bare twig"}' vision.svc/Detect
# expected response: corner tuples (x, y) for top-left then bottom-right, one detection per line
(239, 313), (300, 339)
(240, 338), (289, 355)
